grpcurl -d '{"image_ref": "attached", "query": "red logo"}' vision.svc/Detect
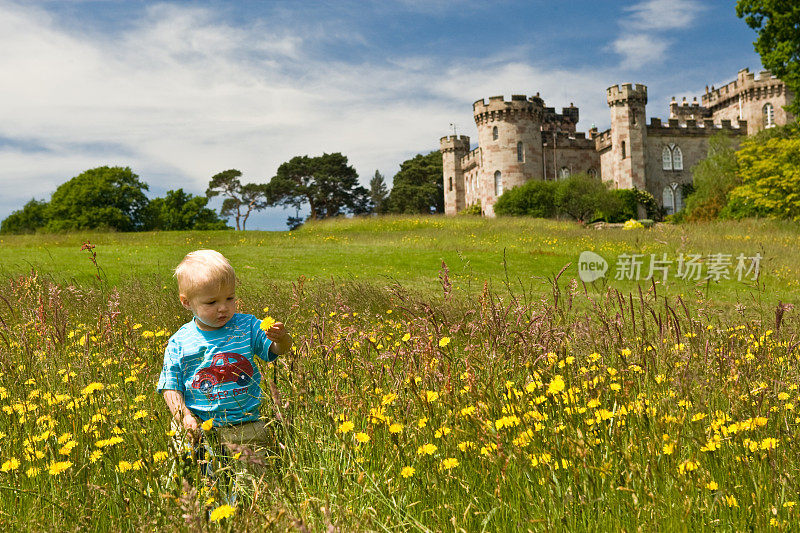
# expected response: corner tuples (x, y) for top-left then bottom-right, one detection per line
(191, 352), (253, 394)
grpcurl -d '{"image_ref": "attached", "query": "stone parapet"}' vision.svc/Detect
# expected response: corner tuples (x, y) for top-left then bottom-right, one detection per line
(646, 117), (748, 136)
(702, 68), (782, 107)
(460, 147), (480, 171)
(594, 129), (612, 151)
(542, 130), (595, 149)
(607, 84), (648, 106)
(473, 94), (544, 125)
(439, 135), (471, 153)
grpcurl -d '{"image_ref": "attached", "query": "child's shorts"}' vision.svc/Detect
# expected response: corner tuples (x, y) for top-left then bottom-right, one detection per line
(216, 420), (280, 476)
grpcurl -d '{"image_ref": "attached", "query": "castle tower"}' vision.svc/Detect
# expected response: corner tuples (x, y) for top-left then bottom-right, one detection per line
(607, 84), (648, 189)
(473, 94), (544, 216)
(440, 135), (470, 214)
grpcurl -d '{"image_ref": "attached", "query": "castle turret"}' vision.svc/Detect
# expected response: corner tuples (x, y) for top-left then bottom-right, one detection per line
(607, 84), (647, 189)
(440, 135), (470, 214)
(472, 94), (544, 216)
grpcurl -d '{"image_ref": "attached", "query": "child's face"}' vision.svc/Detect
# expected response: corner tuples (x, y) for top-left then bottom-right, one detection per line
(180, 282), (236, 331)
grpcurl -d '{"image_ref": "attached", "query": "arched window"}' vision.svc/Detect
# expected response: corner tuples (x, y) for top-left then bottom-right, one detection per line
(492, 126), (498, 140)
(494, 171), (502, 196)
(621, 140), (626, 159)
(464, 176), (468, 194)
(559, 167), (570, 180)
(674, 186), (684, 211)
(448, 177), (453, 192)
(672, 146), (683, 170)
(763, 102), (775, 128)
(587, 168), (597, 178)
(517, 141), (524, 162)
(662, 146), (673, 170)
(662, 186), (675, 215)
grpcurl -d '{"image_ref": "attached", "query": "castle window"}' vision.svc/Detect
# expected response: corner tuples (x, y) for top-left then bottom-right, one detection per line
(464, 176), (468, 194)
(621, 141), (626, 159)
(763, 102), (775, 128)
(631, 111), (637, 126)
(662, 146), (673, 170)
(492, 126), (498, 140)
(494, 171), (502, 196)
(517, 142), (524, 162)
(662, 187), (675, 216)
(448, 177), (453, 192)
(587, 168), (597, 178)
(559, 167), (570, 180)
(672, 146), (683, 171)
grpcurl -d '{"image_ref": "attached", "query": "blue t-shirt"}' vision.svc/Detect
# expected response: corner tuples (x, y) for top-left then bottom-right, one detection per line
(157, 313), (276, 427)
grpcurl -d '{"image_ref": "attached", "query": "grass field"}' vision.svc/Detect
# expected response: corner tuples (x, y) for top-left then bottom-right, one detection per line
(1, 216), (799, 531)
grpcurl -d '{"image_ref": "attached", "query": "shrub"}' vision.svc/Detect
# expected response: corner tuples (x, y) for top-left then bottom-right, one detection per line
(554, 174), (617, 222)
(494, 180), (557, 218)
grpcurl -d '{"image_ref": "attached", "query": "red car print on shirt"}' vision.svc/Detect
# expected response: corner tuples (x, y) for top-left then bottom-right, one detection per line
(192, 352), (253, 394)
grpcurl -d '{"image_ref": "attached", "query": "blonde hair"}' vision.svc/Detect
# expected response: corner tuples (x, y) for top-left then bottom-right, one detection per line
(174, 250), (236, 298)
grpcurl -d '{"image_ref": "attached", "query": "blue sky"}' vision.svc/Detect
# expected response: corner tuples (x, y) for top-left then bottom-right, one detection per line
(0, 0), (761, 230)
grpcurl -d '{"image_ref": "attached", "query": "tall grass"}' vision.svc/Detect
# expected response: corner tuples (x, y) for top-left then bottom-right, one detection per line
(0, 239), (798, 530)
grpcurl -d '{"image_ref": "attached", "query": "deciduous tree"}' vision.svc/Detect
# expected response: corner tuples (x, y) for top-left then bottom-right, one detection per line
(144, 189), (229, 231)
(737, 1), (800, 115)
(206, 169), (270, 230)
(386, 151), (444, 214)
(0, 199), (49, 234)
(46, 166), (150, 232)
(268, 153), (369, 228)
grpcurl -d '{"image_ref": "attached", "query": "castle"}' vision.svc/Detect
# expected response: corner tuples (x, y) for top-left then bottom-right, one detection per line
(441, 68), (795, 217)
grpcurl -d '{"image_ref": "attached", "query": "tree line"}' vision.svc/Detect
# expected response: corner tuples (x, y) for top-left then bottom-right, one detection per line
(0, 151), (444, 234)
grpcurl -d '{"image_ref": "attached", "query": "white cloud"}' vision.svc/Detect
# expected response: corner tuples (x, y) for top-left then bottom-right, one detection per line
(611, 34), (670, 70)
(0, 1), (615, 227)
(624, 0), (704, 31)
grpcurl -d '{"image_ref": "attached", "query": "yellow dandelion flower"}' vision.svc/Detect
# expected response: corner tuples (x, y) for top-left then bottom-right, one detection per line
(402, 333), (411, 342)
(724, 495), (738, 508)
(89, 450), (103, 463)
(417, 443), (437, 455)
(81, 382), (104, 396)
(706, 481), (719, 490)
(355, 432), (370, 444)
(116, 461), (132, 473)
(209, 504), (236, 522)
(425, 391), (439, 403)
(547, 375), (565, 395)
(389, 423), (403, 434)
(438, 337), (451, 348)
(48, 461), (72, 476)
(133, 410), (148, 420)
(1, 458), (20, 472)
(25, 466), (39, 478)
(663, 442), (675, 455)
(153, 451), (169, 463)
(401, 466), (415, 478)
(201, 419), (214, 431)
(260, 317), (277, 331)
(338, 421), (354, 433)
(417, 417), (428, 428)
(440, 457), (458, 470)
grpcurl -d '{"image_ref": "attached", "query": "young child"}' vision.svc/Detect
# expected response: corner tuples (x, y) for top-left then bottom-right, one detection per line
(157, 249), (292, 463)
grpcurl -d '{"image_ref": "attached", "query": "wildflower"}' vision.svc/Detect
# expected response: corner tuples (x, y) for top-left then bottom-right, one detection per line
(209, 505), (236, 522)
(338, 420), (354, 434)
(355, 432), (370, 444)
(81, 382), (104, 396)
(402, 333), (411, 342)
(663, 442), (675, 455)
(678, 460), (699, 475)
(425, 391), (439, 403)
(784, 501), (796, 508)
(133, 410), (148, 420)
(760, 437), (779, 450)
(59, 441), (77, 455)
(461, 405), (476, 417)
(48, 461), (72, 476)
(440, 458), (459, 470)
(438, 337), (451, 348)
(1, 458), (20, 472)
(417, 417), (428, 428)
(705, 481), (719, 490)
(401, 466), (415, 478)
(260, 316), (276, 331)
(381, 393), (397, 405)
(116, 461), (132, 473)
(25, 467), (39, 478)
(417, 443), (437, 455)
(389, 423), (403, 434)
(547, 375), (565, 395)
(89, 450), (103, 463)
(201, 419), (214, 431)
(724, 495), (738, 508)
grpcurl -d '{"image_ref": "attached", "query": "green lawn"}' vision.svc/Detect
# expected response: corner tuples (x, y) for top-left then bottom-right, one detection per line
(2, 215), (800, 307)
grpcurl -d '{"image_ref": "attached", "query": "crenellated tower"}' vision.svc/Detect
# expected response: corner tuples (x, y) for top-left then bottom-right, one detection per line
(440, 135), (470, 214)
(472, 94), (544, 216)
(606, 84), (647, 189)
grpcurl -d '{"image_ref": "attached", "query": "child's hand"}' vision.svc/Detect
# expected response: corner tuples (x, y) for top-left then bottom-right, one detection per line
(264, 321), (293, 355)
(182, 412), (200, 443)
(264, 321), (289, 342)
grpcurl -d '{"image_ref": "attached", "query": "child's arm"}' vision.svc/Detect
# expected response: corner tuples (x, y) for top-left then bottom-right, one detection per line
(163, 389), (200, 442)
(265, 321), (293, 356)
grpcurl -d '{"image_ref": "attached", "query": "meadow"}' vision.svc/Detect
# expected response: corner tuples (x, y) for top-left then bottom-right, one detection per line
(0, 216), (799, 531)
